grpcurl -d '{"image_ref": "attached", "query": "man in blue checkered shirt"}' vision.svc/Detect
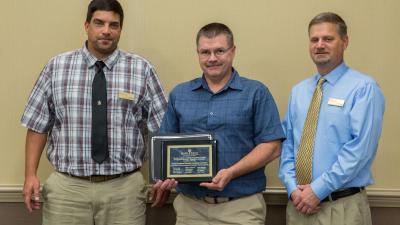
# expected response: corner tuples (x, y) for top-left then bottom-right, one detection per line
(152, 22), (285, 225)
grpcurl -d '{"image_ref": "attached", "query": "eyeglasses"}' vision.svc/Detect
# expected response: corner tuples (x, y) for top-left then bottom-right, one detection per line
(198, 46), (233, 59)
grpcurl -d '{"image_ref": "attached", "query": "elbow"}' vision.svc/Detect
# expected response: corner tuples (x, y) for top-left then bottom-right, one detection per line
(273, 142), (282, 160)
(268, 140), (282, 161)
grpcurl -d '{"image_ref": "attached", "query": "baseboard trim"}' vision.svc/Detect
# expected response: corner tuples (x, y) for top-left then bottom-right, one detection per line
(261, 187), (400, 207)
(0, 185), (24, 203)
(2, 185), (400, 207)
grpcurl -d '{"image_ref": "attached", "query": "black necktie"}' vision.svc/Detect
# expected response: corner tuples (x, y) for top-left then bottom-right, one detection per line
(92, 61), (109, 163)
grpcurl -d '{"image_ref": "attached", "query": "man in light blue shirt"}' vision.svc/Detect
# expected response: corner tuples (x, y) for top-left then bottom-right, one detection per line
(279, 12), (385, 225)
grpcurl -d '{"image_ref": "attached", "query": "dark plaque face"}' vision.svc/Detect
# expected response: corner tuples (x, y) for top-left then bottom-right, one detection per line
(162, 140), (217, 182)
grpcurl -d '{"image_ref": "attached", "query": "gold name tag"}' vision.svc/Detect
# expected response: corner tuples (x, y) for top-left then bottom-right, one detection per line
(118, 92), (135, 101)
(328, 98), (345, 107)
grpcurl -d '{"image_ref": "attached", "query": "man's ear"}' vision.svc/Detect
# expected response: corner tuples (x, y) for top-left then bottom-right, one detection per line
(84, 21), (90, 33)
(342, 35), (349, 50)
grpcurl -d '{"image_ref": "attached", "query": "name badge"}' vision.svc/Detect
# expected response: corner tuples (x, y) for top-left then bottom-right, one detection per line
(118, 92), (135, 101)
(328, 98), (345, 107)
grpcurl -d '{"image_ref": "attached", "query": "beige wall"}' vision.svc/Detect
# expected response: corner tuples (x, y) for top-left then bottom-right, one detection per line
(1, 0), (399, 191)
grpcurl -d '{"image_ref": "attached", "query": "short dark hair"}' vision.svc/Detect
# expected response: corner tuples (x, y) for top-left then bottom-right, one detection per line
(308, 12), (347, 37)
(86, 0), (124, 27)
(196, 23), (234, 47)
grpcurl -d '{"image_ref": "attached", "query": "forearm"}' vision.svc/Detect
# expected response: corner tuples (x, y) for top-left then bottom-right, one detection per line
(228, 140), (281, 179)
(25, 129), (47, 177)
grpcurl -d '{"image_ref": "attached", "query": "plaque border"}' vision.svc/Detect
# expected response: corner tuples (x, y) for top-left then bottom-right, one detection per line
(148, 133), (214, 183)
(162, 139), (217, 182)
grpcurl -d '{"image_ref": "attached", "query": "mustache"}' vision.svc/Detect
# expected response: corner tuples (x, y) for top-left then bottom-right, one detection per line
(315, 48), (327, 54)
(98, 36), (113, 41)
(206, 63), (222, 67)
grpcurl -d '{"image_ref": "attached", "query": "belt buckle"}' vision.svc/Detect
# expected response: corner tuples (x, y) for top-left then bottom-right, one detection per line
(89, 175), (105, 182)
(89, 174), (120, 182)
(203, 196), (230, 204)
(203, 196), (215, 204)
(217, 197), (231, 203)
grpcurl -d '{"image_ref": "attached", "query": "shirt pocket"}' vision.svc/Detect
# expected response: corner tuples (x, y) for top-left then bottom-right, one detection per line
(225, 102), (253, 127)
(111, 96), (138, 128)
(111, 95), (142, 151)
(324, 107), (352, 145)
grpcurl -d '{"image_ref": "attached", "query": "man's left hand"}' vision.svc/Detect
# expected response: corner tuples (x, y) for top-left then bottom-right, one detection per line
(199, 168), (233, 191)
(150, 179), (177, 207)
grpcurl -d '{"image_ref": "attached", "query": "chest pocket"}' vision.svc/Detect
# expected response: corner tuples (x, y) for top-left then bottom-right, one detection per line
(324, 106), (352, 144)
(111, 95), (140, 128)
(224, 100), (253, 127)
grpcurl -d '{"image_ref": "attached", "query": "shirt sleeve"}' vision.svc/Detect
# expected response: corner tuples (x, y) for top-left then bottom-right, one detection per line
(159, 90), (180, 133)
(143, 65), (167, 133)
(252, 84), (285, 145)
(278, 92), (298, 198)
(311, 82), (385, 200)
(21, 63), (55, 133)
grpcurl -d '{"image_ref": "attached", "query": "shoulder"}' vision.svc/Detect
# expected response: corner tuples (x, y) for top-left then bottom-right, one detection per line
(46, 49), (82, 65)
(291, 75), (315, 91)
(343, 69), (384, 104)
(170, 77), (201, 95)
(117, 49), (155, 69)
(237, 75), (268, 90)
(233, 74), (279, 104)
(40, 49), (82, 74)
(344, 68), (380, 87)
(232, 72), (271, 94)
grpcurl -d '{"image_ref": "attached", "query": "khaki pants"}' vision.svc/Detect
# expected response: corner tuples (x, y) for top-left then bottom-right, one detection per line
(174, 193), (266, 225)
(286, 191), (372, 225)
(42, 171), (147, 225)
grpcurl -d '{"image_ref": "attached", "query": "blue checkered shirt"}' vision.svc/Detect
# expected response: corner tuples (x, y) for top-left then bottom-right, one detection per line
(160, 69), (285, 197)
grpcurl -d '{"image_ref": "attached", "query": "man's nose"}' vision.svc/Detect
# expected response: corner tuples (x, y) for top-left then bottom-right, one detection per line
(316, 40), (326, 48)
(102, 25), (111, 35)
(208, 51), (218, 61)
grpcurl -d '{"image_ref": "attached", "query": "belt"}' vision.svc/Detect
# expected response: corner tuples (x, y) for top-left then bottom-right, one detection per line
(186, 194), (234, 204)
(59, 167), (140, 183)
(321, 187), (364, 202)
(202, 196), (234, 204)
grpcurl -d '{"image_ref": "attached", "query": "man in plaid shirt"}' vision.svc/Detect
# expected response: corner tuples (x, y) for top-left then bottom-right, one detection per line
(21, 0), (166, 224)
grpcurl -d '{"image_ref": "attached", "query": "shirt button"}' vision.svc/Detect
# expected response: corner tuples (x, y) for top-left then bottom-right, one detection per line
(210, 112), (214, 116)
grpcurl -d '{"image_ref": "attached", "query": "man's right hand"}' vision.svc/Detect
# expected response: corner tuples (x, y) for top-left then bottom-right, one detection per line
(23, 175), (41, 212)
(290, 189), (303, 206)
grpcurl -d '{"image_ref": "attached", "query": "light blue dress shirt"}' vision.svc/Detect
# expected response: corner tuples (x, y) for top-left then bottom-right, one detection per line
(279, 63), (385, 200)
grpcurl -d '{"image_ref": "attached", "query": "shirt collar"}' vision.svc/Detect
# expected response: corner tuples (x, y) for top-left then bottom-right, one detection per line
(315, 62), (349, 86)
(190, 68), (243, 92)
(81, 41), (120, 70)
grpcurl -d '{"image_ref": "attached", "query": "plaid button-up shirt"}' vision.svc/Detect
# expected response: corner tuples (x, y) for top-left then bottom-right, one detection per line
(21, 44), (167, 176)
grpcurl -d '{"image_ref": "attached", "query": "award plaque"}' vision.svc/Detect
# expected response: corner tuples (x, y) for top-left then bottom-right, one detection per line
(148, 133), (216, 183)
(162, 139), (217, 182)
